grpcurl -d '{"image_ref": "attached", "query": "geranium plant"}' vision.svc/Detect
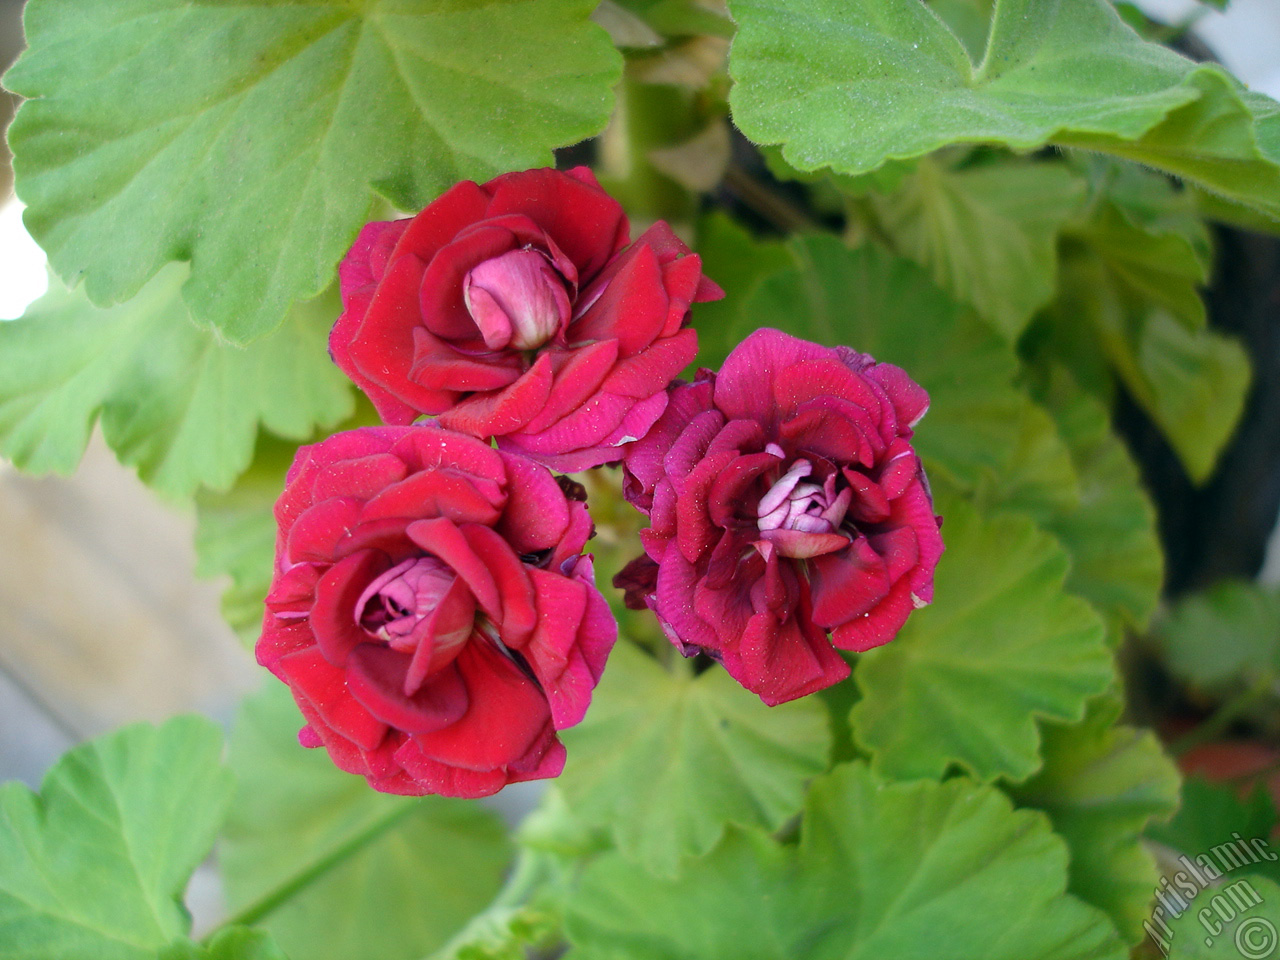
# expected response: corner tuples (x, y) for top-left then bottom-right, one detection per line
(1, 1), (1277, 958)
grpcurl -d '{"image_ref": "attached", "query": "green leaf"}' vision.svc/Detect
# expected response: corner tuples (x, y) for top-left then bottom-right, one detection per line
(220, 684), (512, 960)
(1166, 875), (1280, 959)
(728, 0), (1280, 221)
(1148, 777), (1280, 886)
(427, 848), (566, 960)
(194, 437), (295, 647)
(1010, 701), (1181, 943)
(557, 642), (830, 878)
(734, 235), (1080, 523)
(565, 763), (1127, 959)
(871, 157), (1086, 339)
(1159, 581), (1280, 688)
(1051, 203), (1250, 483)
(852, 496), (1114, 782)
(0, 266), (352, 499)
(927, 0), (995, 63)
(0, 716), (233, 960)
(5, 0), (621, 343)
(1036, 369), (1164, 637)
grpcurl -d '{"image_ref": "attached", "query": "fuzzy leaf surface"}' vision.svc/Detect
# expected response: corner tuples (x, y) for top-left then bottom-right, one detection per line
(5, 0), (621, 341)
(0, 717), (232, 960)
(564, 763), (1127, 960)
(852, 497), (1114, 782)
(557, 643), (830, 878)
(0, 266), (351, 498)
(728, 0), (1280, 220)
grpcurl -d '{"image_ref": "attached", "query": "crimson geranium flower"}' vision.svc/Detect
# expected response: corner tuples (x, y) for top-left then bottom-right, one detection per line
(330, 167), (721, 471)
(257, 425), (616, 797)
(618, 329), (943, 705)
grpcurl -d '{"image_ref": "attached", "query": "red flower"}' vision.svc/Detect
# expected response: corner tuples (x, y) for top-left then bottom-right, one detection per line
(619, 329), (943, 705)
(330, 167), (722, 471)
(257, 425), (616, 797)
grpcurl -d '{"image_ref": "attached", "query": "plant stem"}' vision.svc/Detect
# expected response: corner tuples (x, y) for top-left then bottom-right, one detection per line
(420, 846), (558, 960)
(203, 799), (420, 940)
(599, 75), (699, 225)
(721, 163), (819, 234)
(1169, 673), (1277, 756)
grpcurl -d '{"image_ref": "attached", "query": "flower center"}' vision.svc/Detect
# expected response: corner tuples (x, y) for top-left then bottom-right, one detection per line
(357, 557), (460, 643)
(755, 451), (853, 558)
(463, 247), (571, 351)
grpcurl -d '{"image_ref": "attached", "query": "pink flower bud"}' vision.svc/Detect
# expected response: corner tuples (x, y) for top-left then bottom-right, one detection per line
(463, 248), (571, 350)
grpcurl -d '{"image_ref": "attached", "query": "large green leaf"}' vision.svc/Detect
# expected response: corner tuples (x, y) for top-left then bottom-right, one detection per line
(564, 763), (1127, 959)
(5, 0), (621, 342)
(1036, 370), (1163, 638)
(0, 716), (233, 960)
(732, 235), (1080, 524)
(1010, 702), (1180, 943)
(851, 497), (1114, 782)
(871, 156), (1086, 340)
(220, 684), (512, 960)
(0, 266), (352, 498)
(1159, 581), (1280, 689)
(557, 642), (830, 878)
(728, 0), (1280, 221)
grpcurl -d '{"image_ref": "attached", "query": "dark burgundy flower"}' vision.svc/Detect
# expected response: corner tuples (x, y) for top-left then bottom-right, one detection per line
(257, 425), (616, 797)
(330, 167), (722, 471)
(619, 329), (943, 705)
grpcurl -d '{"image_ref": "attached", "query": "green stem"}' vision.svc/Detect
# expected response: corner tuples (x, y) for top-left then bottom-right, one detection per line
(599, 75), (699, 225)
(722, 163), (820, 234)
(1170, 673), (1276, 756)
(422, 846), (558, 960)
(203, 799), (420, 940)
(488, 846), (549, 912)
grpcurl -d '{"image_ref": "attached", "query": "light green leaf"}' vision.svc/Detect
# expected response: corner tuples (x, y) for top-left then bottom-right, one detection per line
(565, 763), (1127, 960)
(0, 716), (233, 960)
(557, 642), (830, 878)
(728, 0), (1280, 220)
(736, 235), (1080, 523)
(0, 265), (352, 499)
(1036, 370), (1163, 637)
(5, 0), (621, 342)
(1051, 203), (1249, 483)
(194, 436), (298, 647)
(1147, 778), (1280, 887)
(927, 0), (995, 63)
(852, 497), (1114, 782)
(871, 157), (1086, 339)
(1010, 702), (1181, 943)
(1159, 581), (1280, 688)
(1166, 875), (1280, 959)
(220, 684), (511, 960)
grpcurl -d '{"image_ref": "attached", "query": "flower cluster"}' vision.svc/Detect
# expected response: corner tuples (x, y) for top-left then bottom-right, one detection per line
(259, 167), (942, 797)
